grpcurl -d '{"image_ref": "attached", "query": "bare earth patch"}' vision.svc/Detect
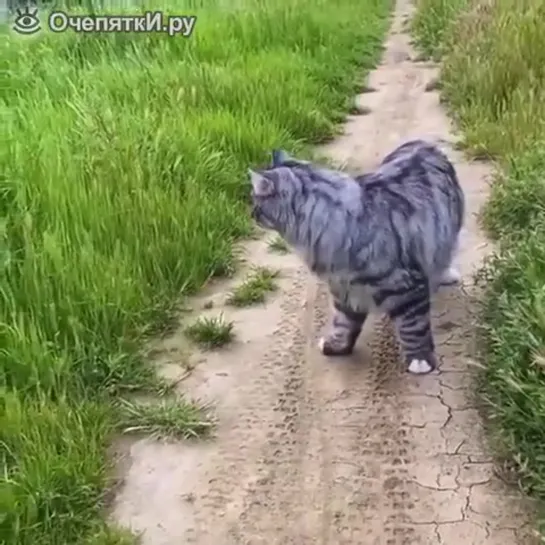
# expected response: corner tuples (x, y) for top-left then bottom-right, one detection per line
(111, 1), (537, 543)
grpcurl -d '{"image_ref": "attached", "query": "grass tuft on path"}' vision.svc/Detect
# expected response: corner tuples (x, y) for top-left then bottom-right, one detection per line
(268, 235), (290, 254)
(115, 397), (213, 439)
(1, 1), (391, 542)
(226, 266), (279, 307)
(413, 0), (545, 533)
(184, 314), (235, 349)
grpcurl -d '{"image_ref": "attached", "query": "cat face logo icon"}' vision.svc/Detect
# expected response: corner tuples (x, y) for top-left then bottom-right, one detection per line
(13, 6), (42, 35)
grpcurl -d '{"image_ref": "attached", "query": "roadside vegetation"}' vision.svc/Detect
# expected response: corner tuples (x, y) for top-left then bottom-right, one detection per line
(0, 0), (391, 543)
(184, 314), (235, 349)
(226, 266), (279, 307)
(268, 235), (290, 254)
(413, 0), (545, 532)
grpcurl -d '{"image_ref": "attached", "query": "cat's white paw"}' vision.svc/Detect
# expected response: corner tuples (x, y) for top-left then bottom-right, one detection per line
(318, 337), (326, 353)
(440, 267), (461, 285)
(318, 335), (355, 356)
(407, 359), (434, 374)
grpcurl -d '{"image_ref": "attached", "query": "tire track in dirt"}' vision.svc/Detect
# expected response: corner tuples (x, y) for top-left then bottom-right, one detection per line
(223, 269), (317, 544)
(112, 1), (537, 544)
(187, 265), (317, 545)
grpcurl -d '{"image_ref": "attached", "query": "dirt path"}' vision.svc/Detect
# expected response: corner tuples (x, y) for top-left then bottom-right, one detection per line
(112, 1), (537, 543)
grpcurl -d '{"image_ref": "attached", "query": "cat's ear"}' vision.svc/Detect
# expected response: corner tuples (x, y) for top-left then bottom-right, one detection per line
(271, 149), (292, 167)
(248, 169), (275, 197)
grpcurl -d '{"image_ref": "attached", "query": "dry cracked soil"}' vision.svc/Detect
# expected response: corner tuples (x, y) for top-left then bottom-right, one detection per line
(112, 1), (539, 543)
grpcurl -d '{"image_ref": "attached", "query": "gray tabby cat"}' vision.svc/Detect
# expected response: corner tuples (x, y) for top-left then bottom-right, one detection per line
(249, 140), (464, 374)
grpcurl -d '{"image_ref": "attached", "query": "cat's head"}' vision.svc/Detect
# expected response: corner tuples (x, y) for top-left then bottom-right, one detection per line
(248, 168), (286, 231)
(248, 149), (309, 232)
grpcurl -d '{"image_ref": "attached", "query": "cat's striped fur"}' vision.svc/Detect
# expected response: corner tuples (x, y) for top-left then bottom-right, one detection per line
(249, 140), (464, 374)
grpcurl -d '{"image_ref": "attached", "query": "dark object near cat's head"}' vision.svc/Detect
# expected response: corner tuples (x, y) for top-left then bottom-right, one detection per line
(270, 148), (310, 168)
(271, 149), (286, 167)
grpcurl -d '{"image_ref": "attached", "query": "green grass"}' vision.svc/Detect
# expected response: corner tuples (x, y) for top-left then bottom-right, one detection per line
(184, 314), (235, 349)
(115, 397), (213, 439)
(268, 235), (290, 254)
(1, 0), (391, 542)
(411, 0), (471, 59)
(84, 525), (139, 545)
(413, 0), (545, 533)
(226, 266), (279, 306)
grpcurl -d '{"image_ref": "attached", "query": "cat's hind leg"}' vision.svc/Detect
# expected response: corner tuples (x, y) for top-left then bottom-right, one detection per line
(438, 266), (461, 286)
(386, 282), (437, 374)
(319, 301), (367, 357)
(438, 234), (462, 286)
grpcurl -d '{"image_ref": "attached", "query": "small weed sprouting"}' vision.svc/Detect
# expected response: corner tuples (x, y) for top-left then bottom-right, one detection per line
(268, 236), (290, 254)
(83, 525), (141, 545)
(226, 267), (279, 307)
(184, 315), (234, 349)
(115, 397), (213, 440)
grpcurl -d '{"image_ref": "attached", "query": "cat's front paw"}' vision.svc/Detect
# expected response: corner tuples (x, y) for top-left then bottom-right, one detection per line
(318, 336), (355, 356)
(407, 356), (437, 375)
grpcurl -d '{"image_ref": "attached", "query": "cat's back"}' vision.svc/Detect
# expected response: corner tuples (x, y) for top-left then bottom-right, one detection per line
(356, 139), (464, 230)
(374, 139), (458, 188)
(357, 139), (461, 202)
